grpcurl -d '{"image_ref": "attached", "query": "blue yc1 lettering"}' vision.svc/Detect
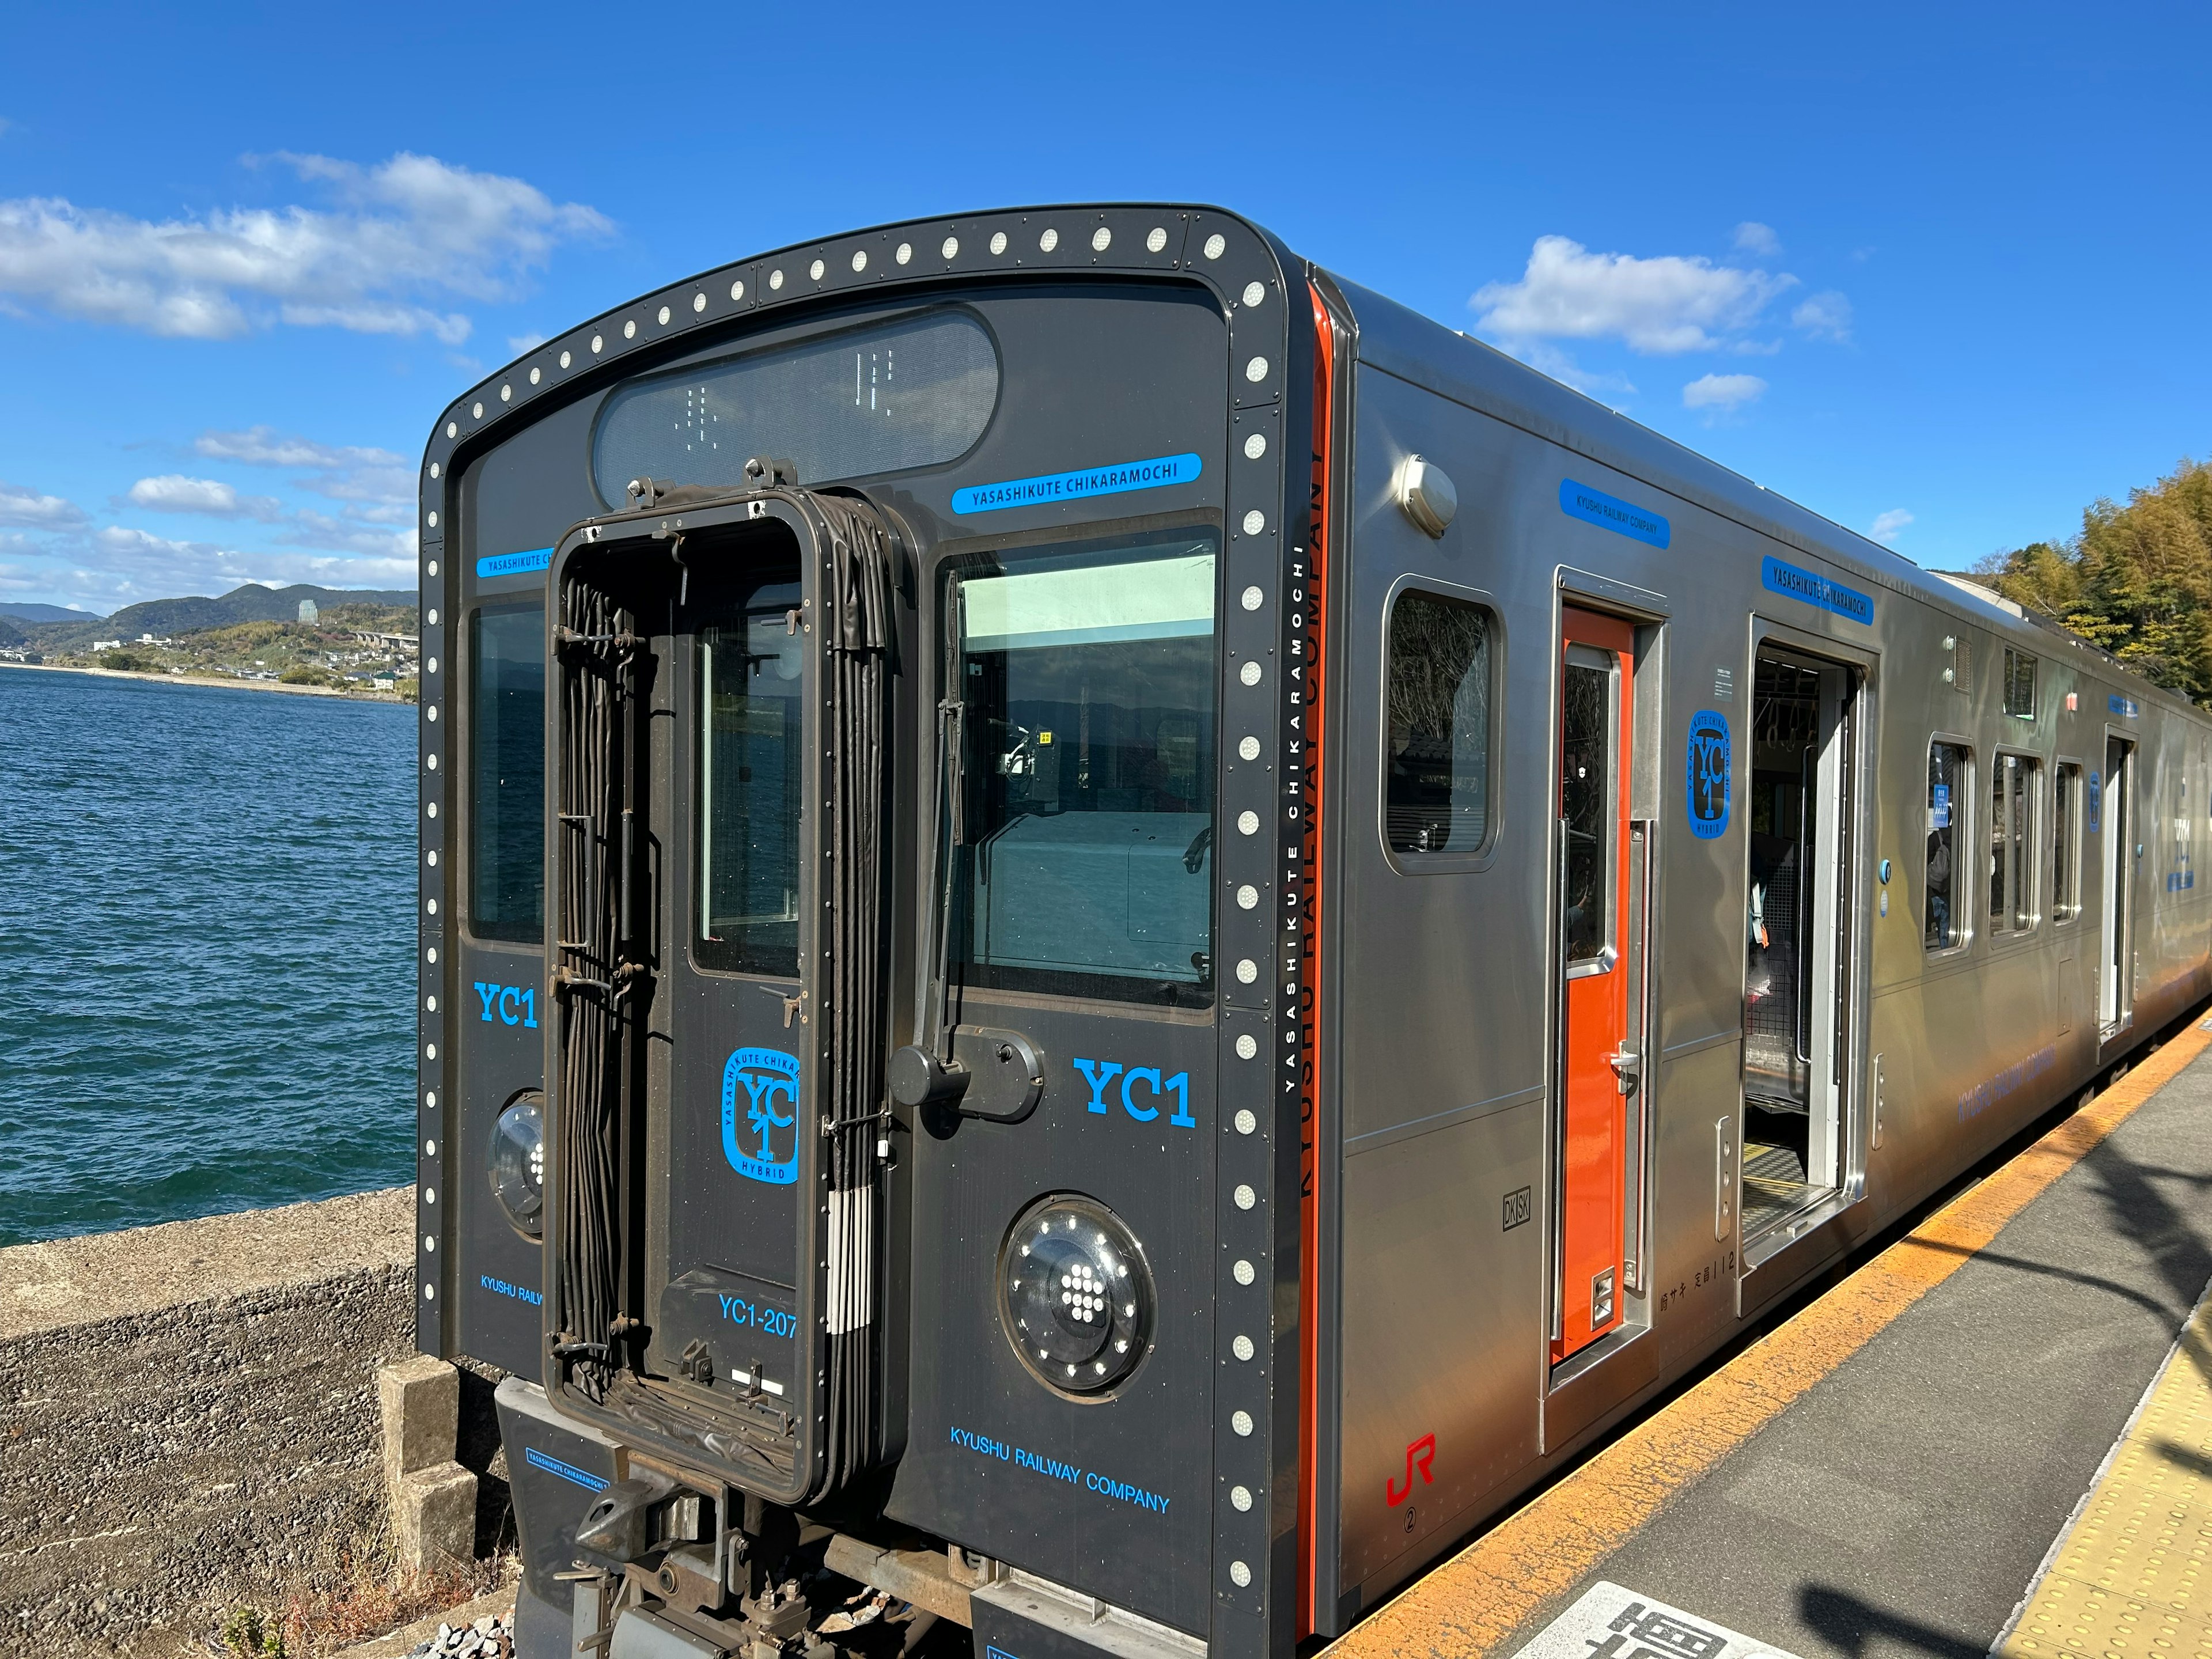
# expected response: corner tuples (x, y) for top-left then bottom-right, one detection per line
(472, 982), (539, 1028)
(715, 1293), (798, 1339)
(1072, 1058), (1196, 1127)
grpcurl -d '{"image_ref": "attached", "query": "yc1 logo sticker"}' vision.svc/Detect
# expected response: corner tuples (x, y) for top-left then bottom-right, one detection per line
(721, 1047), (799, 1184)
(1686, 709), (1730, 840)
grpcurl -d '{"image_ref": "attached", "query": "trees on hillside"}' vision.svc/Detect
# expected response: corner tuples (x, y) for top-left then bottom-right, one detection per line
(1975, 459), (2212, 706)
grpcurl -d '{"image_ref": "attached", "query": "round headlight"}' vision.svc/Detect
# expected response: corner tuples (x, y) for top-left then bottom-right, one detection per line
(998, 1194), (1153, 1395)
(488, 1092), (545, 1238)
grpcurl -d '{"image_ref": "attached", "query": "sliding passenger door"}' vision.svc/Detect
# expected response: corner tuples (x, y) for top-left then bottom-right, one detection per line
(2101, 736), (2135, 1037)
(1553, 608), (1640, 1362)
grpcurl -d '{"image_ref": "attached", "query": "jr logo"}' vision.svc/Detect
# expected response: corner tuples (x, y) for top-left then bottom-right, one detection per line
(472, 982), (539, 1028)
(1072, 1058), (1196, 1127)
(721, 1047), (800, 1185)
(1385, 1433), (1435, 1508)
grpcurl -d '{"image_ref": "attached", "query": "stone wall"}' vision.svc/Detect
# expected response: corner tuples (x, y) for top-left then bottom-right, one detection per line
(0, 1188), (498, 1656)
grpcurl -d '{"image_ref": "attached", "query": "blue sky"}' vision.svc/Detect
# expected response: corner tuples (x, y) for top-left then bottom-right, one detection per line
(0, 0), (2205, 613)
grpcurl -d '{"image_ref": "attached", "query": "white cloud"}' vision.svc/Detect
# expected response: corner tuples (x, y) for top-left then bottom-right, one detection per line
(276, 509), (417, 560)
(193, 426), (411, 506)
(0, 152), (610, 341)
(80, 525), (414, 597)
(0, 480), (88, 528)
(1793, 290), (1854, 343)
(1472, 235), (1797, 355)
(1733, 222), (1782, 257)
(507, 331), (548, 355)
(1869, 509), (1914, 544)
(127, 474), (283, 520)
(1681, 373), (1768, 411)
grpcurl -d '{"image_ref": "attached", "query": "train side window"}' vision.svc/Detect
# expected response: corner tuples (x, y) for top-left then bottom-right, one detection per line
(2054, 762), (2083, 923)
(1926, 741), (1968, 952)
(469, 602), (547, 944)
(1989, 753), (2040, 934)
(1385, 588), (1495, 857)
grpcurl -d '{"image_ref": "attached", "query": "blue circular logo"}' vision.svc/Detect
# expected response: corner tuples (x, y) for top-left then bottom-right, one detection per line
(1686, 710), (1731, 840)
(721, 1046), (800, 1184)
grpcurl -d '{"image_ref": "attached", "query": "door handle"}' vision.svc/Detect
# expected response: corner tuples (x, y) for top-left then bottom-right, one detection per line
(1609, 1045), (1641, 1097)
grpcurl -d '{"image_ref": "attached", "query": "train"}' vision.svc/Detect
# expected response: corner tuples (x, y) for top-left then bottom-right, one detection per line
(412, 203), (2212, 1659)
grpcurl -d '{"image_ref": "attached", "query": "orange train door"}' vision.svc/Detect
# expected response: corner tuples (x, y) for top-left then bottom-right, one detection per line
(1555, 608), (1636, 1362)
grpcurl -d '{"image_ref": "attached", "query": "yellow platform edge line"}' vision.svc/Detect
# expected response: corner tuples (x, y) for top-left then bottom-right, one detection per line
(1995, 1275), (2212, 1658)
(1320, 1021), (2212, 1659)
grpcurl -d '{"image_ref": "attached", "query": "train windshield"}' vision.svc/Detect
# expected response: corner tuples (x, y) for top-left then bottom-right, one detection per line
(948, 532), (1219, 1005)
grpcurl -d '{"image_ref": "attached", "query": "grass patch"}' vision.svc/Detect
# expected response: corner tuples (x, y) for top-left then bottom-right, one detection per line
(218, 1507), (514, 1658)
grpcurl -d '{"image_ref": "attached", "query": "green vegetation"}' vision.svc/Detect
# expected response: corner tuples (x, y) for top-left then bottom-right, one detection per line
(25, 602), (418, 701)
(1976, 458), (2212, 706)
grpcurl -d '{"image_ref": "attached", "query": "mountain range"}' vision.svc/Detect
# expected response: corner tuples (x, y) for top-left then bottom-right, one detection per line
(2, 584), (418, 642)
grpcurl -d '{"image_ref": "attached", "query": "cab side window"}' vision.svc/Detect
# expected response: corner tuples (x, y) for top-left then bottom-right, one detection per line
(1385, 588), (1495, 857)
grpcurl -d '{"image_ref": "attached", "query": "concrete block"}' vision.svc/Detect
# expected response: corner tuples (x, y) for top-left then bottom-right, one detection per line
(380, 1353), (460, 1482)
(393, 1459), (479, 1575)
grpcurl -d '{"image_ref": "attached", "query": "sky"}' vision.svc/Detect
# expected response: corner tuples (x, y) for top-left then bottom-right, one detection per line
(0, 0), (2205, 613)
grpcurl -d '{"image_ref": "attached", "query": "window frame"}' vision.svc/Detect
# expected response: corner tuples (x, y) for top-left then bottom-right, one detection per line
(2053, 757), (2085, 925)
(688, 555), (808, 981)
(462, 597), (550, 949)
(933, 521), (1226, 1010)
(2003, 647), (2039, 721)
(1987, 747), (2044, 939)
(1925, 735), (1974, 957)
(1376, 573), (1508, 876)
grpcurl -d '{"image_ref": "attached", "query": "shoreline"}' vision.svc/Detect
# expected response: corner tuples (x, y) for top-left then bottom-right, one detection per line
(0, 656), (411, 704)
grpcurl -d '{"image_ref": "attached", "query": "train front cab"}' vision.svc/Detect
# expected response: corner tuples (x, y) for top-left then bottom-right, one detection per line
(422, 210), (1323, 1659)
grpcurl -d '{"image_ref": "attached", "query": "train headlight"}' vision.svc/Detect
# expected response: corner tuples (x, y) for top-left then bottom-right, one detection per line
(999, 1195), (1152, 1395)
(488, 1092), (546, 1238)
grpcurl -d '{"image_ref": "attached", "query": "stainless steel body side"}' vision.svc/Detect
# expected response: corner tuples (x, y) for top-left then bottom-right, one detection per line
(1312, 269), (2212, 1627)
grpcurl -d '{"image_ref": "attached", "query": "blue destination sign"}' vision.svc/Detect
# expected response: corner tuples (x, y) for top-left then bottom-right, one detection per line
(2109, 694), (2139, 719)
(1560, 479), (1671, 548)
(1761, 555), (1873, 624)
(476, 547), (552, 579)
(952, 452), (1202, 515)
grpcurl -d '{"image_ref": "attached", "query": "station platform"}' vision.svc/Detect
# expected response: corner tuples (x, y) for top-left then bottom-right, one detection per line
(1324, 1014), (2212, 1659)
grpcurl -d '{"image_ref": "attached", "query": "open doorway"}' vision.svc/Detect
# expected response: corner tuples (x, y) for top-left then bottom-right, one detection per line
(1741, 647), (1859, 1244)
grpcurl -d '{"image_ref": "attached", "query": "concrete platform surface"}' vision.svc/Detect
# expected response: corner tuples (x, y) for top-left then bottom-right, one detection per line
(1325, 1020), (2212, 1659)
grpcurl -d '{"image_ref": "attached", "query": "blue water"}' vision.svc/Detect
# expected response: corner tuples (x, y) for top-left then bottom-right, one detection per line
(0, 669), (415, 1244)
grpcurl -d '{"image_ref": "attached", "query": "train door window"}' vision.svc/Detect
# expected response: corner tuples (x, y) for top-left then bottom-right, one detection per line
(1925, 742), (1969, 952)
(694, 558), (806, 978)
(1989, 753), (2040, 934)
(1560, 650), (1616, 967)
(1741, 647), (1861, 1249)
(1385, 587), (1495, 858)
(2054, 763), (2083, 923)
(468, 602), (547, 944)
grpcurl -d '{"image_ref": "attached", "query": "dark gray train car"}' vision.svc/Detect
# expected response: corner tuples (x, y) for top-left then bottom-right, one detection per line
(414, 204), (2211, 1659)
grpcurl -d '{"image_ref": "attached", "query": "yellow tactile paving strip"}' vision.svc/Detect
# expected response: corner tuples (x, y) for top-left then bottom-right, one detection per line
(1999, 1288), (2212, 1659)
(1321, 1021), (2212, 1659)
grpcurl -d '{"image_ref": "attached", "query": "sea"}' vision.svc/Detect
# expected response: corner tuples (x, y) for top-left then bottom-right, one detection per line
(0, 668), (416, 1245)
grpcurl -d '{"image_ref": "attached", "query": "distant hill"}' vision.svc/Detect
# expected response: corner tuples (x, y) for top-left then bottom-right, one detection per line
(0, 613), (23, 647)
(99, 584), (417, 639)
(0, 602), (106, 623)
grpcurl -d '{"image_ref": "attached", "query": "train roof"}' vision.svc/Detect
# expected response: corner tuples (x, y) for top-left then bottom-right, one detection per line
(1323, 271), (2195, 721)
